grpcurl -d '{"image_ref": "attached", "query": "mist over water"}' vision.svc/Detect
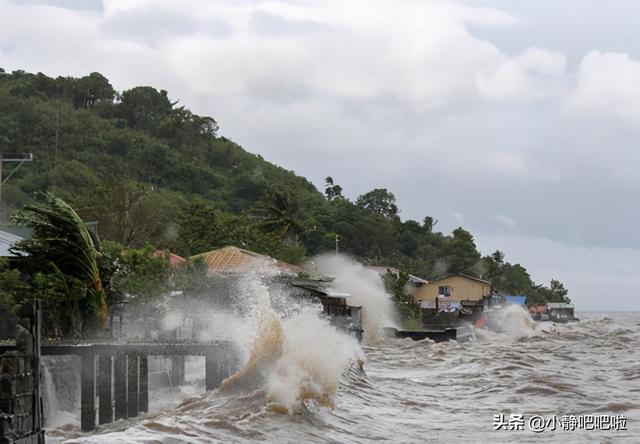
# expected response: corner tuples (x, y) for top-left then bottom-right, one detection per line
(44, 265), (640, 443)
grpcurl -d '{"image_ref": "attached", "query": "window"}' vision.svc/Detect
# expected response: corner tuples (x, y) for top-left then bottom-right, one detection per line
(438, 285), (451, 297)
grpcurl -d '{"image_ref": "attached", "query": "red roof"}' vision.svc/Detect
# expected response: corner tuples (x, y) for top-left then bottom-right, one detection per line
(153, 250), (186, 266)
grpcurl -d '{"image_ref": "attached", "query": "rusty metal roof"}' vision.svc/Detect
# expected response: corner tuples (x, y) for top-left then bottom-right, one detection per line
(191, 246), (304, 275)
(365, 265), (428, 285)
(547, 303), (574, 309)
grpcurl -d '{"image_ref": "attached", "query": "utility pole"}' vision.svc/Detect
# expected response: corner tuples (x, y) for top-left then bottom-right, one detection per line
(0, 153), (34, 204)
(54, 96), (60, 178)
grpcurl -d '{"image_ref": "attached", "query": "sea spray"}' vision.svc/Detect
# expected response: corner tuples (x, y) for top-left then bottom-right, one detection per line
(266, 311), (363, 410)
(42, 356), (80, 428)
(220, 266), (364, 411)
(50, 261), (367, 442)
(483, 304), (541, 339)
(311, 254), (397, 342)
(53, 312), (640, 443)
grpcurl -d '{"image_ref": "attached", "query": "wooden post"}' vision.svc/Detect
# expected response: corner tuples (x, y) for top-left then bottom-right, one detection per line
(114, 354), (127, 420)
(80, 353), (96, 432)
(97, 355), (113, 425)
(139, 355), (149, 413)
(127, 355), (139, 418)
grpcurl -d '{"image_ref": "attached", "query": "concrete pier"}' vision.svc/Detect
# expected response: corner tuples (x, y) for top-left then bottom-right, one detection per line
(0, 341), (238, 432)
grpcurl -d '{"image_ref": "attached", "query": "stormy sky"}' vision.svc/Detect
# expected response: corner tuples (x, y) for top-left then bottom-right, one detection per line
(1, 0), (639, 310)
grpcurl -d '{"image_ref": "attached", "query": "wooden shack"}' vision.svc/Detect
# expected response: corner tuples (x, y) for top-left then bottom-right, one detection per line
(414, 273), (491, 304)
(546, 303), (576, 322)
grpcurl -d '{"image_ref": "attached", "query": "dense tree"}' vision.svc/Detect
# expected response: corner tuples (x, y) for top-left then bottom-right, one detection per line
(383, 269), (421, 328)
(102, 241), (171, 301)
(478, 251), (569, 306)
(174, 203), (222, 255)
(548, 279), (569, 302)
(356, 188), (399, 220)
(0, 258), (28, 310)
(499, 263), (533, 295)
(445, 228), (481, 274)
(422, 216), (437, 233)
(65, 72), (116, 108)
(483, 250), (505, 290)
(0, 69), (568, 305)
(71, 180), (178, 247)
(118, 86), (173, 132)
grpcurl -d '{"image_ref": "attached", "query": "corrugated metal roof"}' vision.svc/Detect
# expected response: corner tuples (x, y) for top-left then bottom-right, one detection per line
(365, 265), (429, 285)
(0, 225), (32, 239)
(291, 278), (350, 298)
(547, 302), (574, 309)
(0, 230), (22, 257)
(192, 246), (304, 275)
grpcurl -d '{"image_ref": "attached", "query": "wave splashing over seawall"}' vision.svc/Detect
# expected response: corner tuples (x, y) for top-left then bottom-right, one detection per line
(53, 294), (640, 443)
(59, 266), (364, 443)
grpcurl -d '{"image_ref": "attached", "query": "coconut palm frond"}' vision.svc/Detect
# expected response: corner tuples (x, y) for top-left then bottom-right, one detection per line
(12, 193), (107, 328)
(254, 189), (305, 240)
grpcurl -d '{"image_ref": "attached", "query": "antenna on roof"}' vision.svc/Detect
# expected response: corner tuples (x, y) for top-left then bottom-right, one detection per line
(0, 153), (34, 204)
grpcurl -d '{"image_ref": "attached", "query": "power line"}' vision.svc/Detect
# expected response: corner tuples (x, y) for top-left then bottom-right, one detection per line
(0, 153), (34, 204)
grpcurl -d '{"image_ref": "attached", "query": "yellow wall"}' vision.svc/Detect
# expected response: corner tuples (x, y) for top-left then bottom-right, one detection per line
(414, 275), (491, 302)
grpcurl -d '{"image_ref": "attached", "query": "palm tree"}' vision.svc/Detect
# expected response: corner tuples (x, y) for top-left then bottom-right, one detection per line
(12, 193), (107, 333)
(255, 189), (304, 241)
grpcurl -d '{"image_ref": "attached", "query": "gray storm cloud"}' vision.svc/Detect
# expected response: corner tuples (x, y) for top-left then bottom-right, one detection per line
(1, 0), (639, 309)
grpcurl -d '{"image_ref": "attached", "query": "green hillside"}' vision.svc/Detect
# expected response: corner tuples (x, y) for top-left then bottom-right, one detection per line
(0, 68), (567, 305)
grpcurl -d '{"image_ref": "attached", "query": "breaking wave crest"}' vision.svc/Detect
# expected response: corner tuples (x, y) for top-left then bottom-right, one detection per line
(46, 275), (640, 444)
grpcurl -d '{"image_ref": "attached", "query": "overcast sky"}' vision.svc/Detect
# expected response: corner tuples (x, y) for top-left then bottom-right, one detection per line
(1, 0), (639, 310)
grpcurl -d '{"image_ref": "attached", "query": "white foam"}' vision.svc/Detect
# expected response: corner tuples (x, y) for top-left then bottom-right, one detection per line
(311, 254), (398, 342)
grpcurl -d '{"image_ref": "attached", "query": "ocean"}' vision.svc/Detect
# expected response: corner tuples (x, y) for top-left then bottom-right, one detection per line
(46, 309), (640, 443)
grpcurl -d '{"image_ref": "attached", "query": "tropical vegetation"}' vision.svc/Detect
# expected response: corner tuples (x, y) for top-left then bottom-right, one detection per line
(0, 68), (569, 335)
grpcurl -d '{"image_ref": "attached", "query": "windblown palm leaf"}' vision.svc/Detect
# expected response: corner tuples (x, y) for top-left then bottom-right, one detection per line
(254, 189), (304, 240)
(12, 193), (107, 329)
